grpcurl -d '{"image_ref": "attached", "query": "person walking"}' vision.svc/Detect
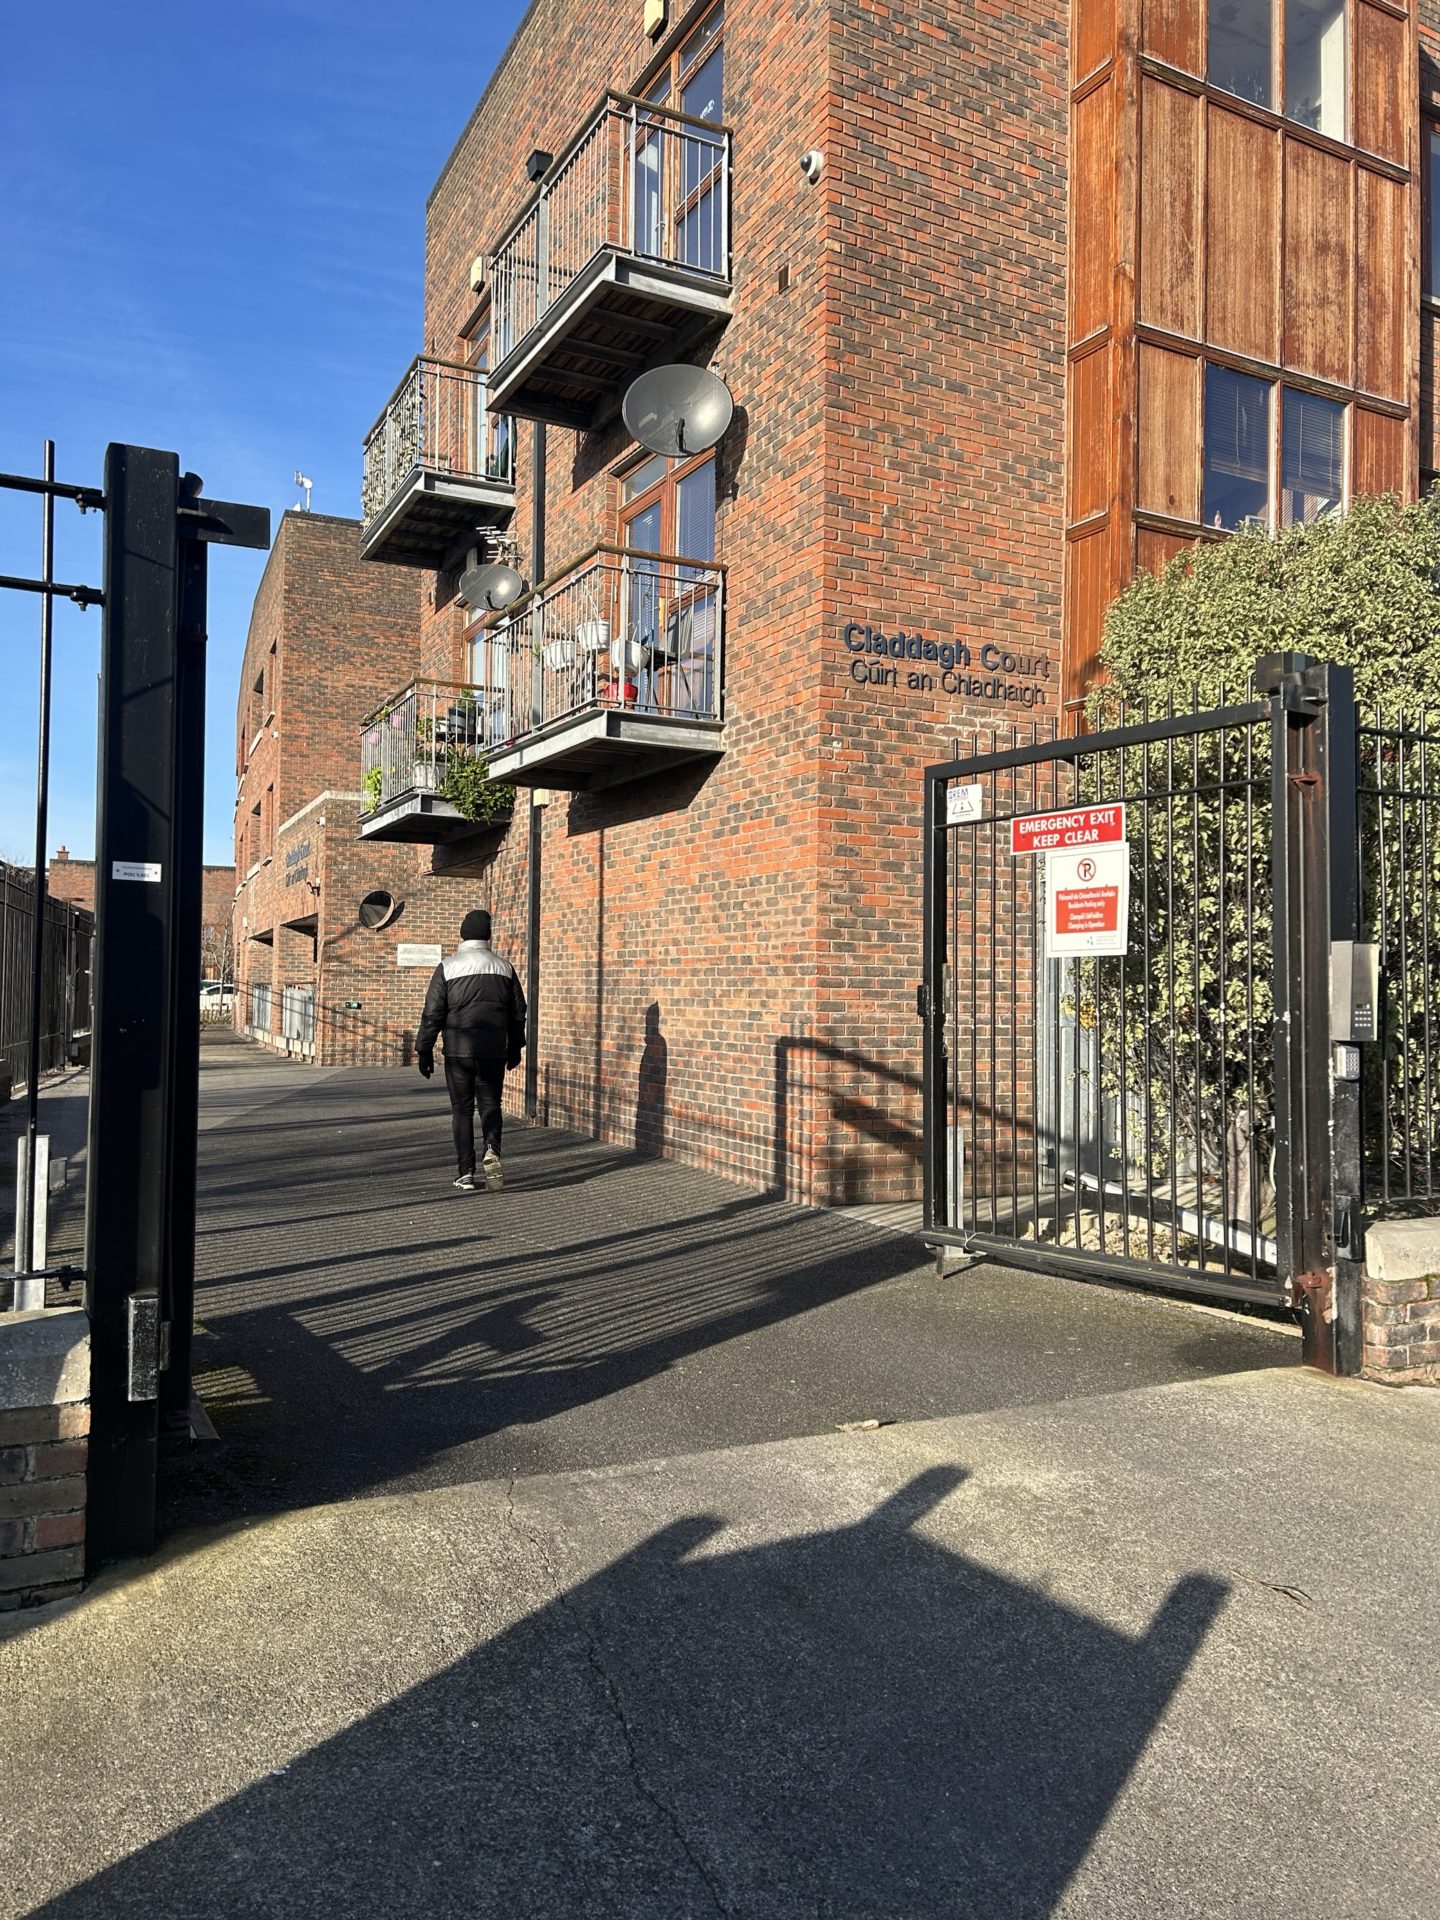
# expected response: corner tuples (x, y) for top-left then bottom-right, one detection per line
(416, 910), (527, 1192)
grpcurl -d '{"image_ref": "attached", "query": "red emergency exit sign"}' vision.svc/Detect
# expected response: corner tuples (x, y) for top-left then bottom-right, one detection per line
(1010, 803), (1126, 856)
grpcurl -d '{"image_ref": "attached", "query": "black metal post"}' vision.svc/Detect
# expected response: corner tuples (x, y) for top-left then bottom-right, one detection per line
(920, 766), (947, 1234)
(1265, 652), (1336, 1369)
(1322, 664), (1365, 1374)
(17, 443), (58, 1304)
(159, 512), (208, 1445)
(85, 445), (181, 1568)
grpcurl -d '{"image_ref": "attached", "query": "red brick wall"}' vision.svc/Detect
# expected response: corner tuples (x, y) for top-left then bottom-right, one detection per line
(407, 0), (1066, 1199)
(48, 855), (235, 978)
(233, 513), (426, 1036)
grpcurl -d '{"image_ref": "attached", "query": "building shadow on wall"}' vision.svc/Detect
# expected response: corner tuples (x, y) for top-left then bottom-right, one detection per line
(634, 1000), (668, 1155)
(773, 1032), (926, 1205)
(34, 1468), (1227, 1919)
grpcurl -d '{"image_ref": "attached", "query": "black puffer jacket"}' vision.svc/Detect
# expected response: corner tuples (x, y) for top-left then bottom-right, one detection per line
(416, 939), (527, 1064)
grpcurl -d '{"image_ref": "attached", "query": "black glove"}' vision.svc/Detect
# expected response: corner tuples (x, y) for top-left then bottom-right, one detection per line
(506, 1048), (522, 1072)
(418, 1052), (434, 1080)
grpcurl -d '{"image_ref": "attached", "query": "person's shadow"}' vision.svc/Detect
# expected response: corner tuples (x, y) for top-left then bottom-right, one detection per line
(635, 1000), (668, 1157)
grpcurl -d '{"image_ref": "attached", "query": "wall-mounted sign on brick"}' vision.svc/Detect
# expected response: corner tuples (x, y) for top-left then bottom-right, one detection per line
(396, 943), (443, 969)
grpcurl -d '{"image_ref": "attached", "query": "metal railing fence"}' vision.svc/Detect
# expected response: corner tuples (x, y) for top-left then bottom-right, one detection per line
(360, 356), (515, 528)
(360, 680), (512, 815)
(1357, 710), (1440, 1210)
(0, 862), (92, 1093)
(474, 546), (724, 746)
(490, 93), (730, 361)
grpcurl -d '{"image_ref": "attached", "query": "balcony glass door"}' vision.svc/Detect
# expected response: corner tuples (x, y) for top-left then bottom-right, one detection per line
(677, 41), (724, 275)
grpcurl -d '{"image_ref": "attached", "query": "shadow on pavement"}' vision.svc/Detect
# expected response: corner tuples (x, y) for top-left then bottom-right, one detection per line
(30, 1469), (1229, 1919)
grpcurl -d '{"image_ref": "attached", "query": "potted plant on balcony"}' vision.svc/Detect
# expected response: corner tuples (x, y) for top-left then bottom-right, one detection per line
(362, 764), (384, 813)
(440, 748), (516, 830)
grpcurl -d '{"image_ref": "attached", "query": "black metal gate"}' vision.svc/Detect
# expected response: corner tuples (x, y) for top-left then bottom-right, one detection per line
(921, 654), (1423, 1373)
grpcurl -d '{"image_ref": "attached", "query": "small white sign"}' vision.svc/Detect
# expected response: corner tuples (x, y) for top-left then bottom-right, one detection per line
(396, 943), (443, 969)
(945, 782), (984, 826)
(1045, 844), (1131, 958)
(112, 861), (162, 883)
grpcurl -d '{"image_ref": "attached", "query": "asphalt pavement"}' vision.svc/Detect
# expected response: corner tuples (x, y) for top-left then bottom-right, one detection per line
(3, 1033), (1437, 1919)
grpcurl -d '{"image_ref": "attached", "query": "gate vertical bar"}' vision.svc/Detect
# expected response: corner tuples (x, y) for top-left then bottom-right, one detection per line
(17, 442), (58, 1304)
(1322, 664), (1364, 1373)
(85, 444), (180, 1567)
(158, 512), (207, 1446)
(921, 765), (946, 1234)
(1266, 653), (1335, 1368)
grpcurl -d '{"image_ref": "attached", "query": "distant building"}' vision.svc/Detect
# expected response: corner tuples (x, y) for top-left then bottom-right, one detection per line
(50, 848), (234, 980)
(232, 511), (501, 1064)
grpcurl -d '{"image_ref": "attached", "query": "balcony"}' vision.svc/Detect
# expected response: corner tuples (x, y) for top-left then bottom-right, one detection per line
(360, 357), (515, 568)
(358, 682), (516, 843)
(470, 544), (724, 790)
(488, 95), (732, 430)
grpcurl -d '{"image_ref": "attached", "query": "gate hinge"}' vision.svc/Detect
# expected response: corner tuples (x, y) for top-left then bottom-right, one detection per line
(1288, 771), (1322, 792)
(1291, 1268), (1336, 1324)
(916, 982), (933, 1020)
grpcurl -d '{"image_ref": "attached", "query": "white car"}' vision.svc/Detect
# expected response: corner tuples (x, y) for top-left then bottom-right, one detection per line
(199, 982), (237, 1017)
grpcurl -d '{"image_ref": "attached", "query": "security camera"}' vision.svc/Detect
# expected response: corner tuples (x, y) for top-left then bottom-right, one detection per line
(799, 149), (823, 184)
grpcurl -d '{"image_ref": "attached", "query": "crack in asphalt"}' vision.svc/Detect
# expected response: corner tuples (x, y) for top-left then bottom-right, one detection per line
(503, 1474), (732, 1919)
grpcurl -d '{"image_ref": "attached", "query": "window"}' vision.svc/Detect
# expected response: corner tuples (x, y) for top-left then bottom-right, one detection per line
(1284, 0), (1344, 138)
(465, 313), (514, 482)
(1280, 387), (1343, 526)
(620, 451), (718, 715)
(636, 4), (725, 275)
(1203, 366), (1272, 529)
(1203, 367), (1345, 531)
(1207, 0), (1346, 138)
(1428, 126), (1440, 299)
(1208, 0), (1272, 109)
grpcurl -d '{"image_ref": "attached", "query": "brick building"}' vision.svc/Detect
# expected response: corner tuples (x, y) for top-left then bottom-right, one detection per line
(347, 0), (1433, 1202)
(49, 849), (234, 980)
(233, 511), (503, 1064)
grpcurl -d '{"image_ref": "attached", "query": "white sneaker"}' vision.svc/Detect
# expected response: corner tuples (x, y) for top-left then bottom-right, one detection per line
(482, 1148), (503, 1192)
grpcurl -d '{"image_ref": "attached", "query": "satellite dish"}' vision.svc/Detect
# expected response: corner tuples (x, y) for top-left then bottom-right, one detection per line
(458, 562), (526, 612)
(622, 365), (734, 458)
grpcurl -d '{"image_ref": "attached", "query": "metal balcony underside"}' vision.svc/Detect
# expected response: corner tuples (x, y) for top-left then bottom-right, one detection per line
(488, 253), (732, 430)
(485, 706), (724, 791)
(358, 789), (511, 844)
(360, 467), (515, 570)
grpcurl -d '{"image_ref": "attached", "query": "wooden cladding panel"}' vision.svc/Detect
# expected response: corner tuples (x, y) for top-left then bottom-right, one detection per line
(1136, 528), (1193, 576)
(1139, 79), (1200, 336)
(1356, 169), (1409, 401)
(1207, 108), (1281, 362)
(1071, 79), (1115, 343)
(1073, 0), (1116, 84)
(1284, 141), (1354, 387)
(1065, 527), (1114, 705)
(1137, 344), (1201, 520)
(1068, 348), (1113, 522)
(1141, 0), (1202, 74)
(1352, 407), (1409, 497)
(1354, 4), (1409, 168)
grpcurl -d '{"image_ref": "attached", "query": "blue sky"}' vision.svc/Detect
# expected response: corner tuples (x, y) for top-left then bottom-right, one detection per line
(0, 0), (527, 865)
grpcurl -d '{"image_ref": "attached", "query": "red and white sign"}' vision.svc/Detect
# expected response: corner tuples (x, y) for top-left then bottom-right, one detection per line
(1011, 802), (1126, 856)
(1045, 844), (1130, 958)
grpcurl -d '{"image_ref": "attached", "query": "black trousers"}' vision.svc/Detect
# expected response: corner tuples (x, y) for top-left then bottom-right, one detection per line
(443, 1056), (506, 1174)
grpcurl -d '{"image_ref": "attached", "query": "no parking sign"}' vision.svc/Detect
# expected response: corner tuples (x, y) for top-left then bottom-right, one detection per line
(1044, 843), (1130, 957)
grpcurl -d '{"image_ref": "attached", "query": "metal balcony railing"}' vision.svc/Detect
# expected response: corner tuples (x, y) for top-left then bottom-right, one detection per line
(490, 94), (731, 366)
(360, 357), (515, 529)
(470, 545), (724, 748)
(359, 680), (512, 816)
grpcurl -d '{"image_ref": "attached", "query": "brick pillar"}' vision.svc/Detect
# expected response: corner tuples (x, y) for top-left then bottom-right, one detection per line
(1361, 1223), (1440, 1387)
(0, 1307), (90, 1608)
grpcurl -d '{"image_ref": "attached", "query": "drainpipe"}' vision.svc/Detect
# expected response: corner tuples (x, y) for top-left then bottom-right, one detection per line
(525, 421), (546, 1118)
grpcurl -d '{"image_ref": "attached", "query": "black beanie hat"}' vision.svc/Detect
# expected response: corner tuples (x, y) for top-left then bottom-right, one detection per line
(461, 910), (491, 941)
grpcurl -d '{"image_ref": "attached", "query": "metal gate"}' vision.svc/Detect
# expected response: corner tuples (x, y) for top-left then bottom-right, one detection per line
(922, 654), (1422, 1372)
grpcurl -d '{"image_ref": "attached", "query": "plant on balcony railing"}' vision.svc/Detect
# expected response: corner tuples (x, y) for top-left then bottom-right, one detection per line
(439, 750), (516, 826)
